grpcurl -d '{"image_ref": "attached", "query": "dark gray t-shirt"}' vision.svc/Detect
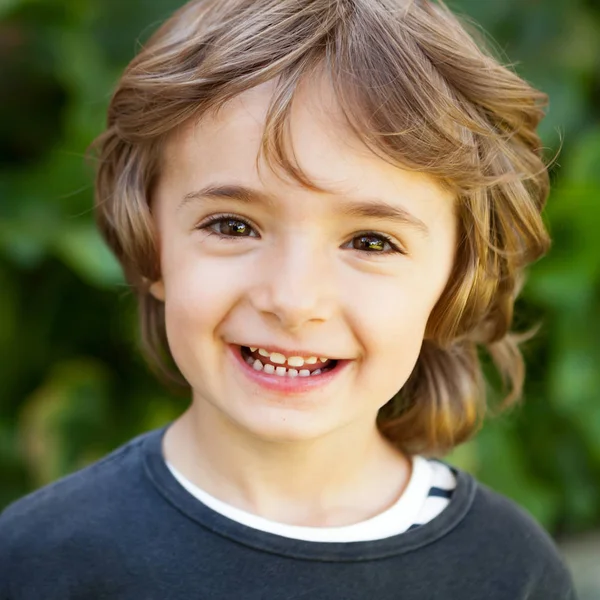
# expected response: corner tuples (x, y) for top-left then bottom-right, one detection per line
(0, 425), (576, 599)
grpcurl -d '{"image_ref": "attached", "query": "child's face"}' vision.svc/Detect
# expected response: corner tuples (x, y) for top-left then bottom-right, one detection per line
(152, 80), (457, 443)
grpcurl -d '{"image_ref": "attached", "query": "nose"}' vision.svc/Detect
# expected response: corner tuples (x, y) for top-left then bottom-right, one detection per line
(249, 236), (336, 332)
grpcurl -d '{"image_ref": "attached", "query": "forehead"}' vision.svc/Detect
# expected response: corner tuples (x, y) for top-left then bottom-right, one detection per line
(162, 78), (348, 182)
(159, 77), (455, 216)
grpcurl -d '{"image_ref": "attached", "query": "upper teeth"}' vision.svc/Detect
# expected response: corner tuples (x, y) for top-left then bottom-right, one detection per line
(254, 348), (329, 367)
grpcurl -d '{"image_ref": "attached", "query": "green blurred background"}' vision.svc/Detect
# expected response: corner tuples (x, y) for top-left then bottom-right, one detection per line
(1, 0), (599, 593)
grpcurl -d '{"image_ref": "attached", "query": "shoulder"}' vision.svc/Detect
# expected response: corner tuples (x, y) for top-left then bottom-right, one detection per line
(453, 471), (576, 598)
(0, 430), (152, 569)
(1, 429), (148, 524)
(468, 478), (558, 551)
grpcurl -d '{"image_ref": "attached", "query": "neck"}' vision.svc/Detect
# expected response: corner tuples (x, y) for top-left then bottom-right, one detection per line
(163, 401), (411, 527)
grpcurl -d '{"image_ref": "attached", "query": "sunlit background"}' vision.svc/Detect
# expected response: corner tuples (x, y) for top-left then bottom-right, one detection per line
(1, 0), (599, 596)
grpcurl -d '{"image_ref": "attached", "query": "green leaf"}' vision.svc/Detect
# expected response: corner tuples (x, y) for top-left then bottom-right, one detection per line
(0, 0), (20, 18)
(18, 358), (113, 486)
(473, 423), (561, 529)
(52, 223), (124, 287)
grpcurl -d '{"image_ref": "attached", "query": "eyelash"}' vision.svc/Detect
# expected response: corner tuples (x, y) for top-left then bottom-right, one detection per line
(196, 213), (406, 255)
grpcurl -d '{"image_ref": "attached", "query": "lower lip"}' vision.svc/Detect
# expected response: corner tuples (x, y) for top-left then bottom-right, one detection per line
(229, 345), (351, 394)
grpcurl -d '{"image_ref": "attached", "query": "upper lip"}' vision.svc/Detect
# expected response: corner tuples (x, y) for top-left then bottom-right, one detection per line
(235, 343), (344, 360)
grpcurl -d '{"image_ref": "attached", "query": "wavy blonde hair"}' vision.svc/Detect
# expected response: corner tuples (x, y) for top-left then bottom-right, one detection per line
(93, 0), (550, 455)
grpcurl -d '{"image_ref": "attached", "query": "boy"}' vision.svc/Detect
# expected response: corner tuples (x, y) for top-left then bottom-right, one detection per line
(0, 0), (577, 598)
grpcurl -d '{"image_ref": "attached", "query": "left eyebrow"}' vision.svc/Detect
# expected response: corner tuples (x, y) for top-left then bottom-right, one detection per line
(335, 198), (429, 236)
(179, 183), (429, 236)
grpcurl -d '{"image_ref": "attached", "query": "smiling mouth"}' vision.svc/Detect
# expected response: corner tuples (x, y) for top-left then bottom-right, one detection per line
(238, 345), (338, 377)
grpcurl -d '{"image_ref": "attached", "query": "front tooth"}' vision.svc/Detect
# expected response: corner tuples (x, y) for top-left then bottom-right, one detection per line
(263, 364), (275, 374)
(319, 357), (328, 363)
(305, 357), (318, 364)
(253, 359), (263, 371)
(287, 369), (298, 377)
(258, 348), (270, 358)
(275, 366), (287, 377)
(287, 356), (305, 367)
(270, 352), (286, 364)
(299, 369), (310, 377)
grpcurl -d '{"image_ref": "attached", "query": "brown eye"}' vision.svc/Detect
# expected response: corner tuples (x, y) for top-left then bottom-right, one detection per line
(353, 234), (387, 252)
(346, 232), (404, 255)
(211, 218), (254, 237)
(223, 219), (249, 235)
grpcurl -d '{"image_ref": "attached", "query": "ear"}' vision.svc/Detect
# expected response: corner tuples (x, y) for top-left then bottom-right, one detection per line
(149, 280), (166, 302)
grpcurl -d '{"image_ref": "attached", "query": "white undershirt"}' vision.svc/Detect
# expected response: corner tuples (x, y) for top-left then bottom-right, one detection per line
(165, 456), (456, 542)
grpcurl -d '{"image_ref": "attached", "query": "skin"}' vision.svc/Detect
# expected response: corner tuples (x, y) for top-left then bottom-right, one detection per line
(151, 78), (457, 526)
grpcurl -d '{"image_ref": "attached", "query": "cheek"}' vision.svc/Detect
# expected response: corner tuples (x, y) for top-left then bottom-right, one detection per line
(160, 251), (244, 372)
(368, 294), (429, 362)
(162, 236), (244, 318)
(352, 266), (443, 340)
(350, 270), (445, 389)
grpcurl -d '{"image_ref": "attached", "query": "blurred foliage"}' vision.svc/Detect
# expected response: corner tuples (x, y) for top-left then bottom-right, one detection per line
(0, 0), (599, 540)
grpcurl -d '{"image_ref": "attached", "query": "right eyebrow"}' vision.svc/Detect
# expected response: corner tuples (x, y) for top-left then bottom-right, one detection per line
(178, 184), (276, 211)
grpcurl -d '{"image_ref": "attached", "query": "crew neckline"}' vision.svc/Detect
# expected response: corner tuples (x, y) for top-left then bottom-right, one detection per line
(142, 423), (477, 562)
(165, 454), (435, 542)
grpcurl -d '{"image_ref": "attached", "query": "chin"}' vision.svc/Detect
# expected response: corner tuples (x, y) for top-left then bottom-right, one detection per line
(228, 406), (340, 444)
